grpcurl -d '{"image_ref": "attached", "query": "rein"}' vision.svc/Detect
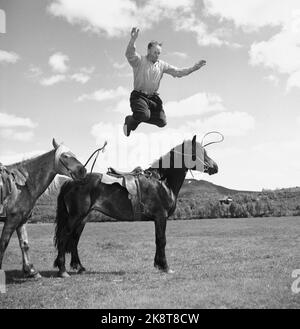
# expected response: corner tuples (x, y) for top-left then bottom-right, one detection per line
(84, 141), (107, 173)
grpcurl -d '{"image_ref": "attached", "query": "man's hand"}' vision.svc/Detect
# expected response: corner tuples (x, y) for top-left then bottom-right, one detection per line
(131, 27), (139, 41)
(194, 60), (206, 70)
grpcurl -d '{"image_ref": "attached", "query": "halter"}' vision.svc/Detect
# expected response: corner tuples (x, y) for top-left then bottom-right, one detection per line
(54, 144), (77, 177)
(173, 131), (224, 178)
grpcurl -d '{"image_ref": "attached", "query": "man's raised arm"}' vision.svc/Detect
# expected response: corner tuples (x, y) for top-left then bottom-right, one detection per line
(163, 60), (206, 78)
(125, 27), (141, 67)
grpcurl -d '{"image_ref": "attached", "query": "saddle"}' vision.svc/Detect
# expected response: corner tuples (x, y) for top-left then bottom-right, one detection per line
(104, 166), (145, 220)
(0, 164), (13, 217)
(0, 163), (27, 217)
(107, 166), (143, 177)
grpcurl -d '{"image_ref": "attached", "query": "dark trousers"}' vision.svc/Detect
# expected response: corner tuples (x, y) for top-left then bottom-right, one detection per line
(129, 90), (167, 130)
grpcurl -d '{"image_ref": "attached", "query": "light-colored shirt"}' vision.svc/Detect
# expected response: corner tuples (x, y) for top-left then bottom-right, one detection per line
(125, 43), (195, 95)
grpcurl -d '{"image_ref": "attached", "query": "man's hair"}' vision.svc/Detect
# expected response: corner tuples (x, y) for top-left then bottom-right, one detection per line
(147, 40), (162, 50)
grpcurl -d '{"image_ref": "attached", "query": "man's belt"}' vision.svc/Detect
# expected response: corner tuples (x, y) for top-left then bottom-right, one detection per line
(134, 90), (159, 97)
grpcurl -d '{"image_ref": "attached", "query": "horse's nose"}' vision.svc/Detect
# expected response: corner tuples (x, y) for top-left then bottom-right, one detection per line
(214, 163), (218, 173)
(209, 163), (218, 175)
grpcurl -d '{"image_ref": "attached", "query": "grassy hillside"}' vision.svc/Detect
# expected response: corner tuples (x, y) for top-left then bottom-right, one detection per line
(30, 176), (300, 222)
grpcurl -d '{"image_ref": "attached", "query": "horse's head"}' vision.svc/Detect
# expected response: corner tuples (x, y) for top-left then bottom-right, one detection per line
(52, 138), (87, 180)
(180, 135), (218, 175)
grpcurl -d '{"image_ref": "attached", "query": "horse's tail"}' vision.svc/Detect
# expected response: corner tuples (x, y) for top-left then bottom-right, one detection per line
(54, 180), (72, 262)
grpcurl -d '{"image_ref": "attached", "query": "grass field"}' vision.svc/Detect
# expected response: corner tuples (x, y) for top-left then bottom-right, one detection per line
(0, 217), (300, 309)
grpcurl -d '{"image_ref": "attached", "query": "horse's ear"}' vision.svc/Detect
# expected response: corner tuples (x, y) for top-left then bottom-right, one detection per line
(192, 135), (196, 144)
(52, 138), (59, 149)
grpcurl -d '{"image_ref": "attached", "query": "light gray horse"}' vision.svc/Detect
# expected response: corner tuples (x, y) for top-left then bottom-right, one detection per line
(0, 138), (86, 278)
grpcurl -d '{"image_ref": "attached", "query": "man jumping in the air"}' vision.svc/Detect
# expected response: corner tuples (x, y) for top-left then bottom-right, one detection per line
(123, 27), (206, 137)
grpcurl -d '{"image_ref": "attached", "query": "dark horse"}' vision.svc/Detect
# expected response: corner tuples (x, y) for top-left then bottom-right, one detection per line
(0, 139), (86, 278)
(54, 135), (218, 278)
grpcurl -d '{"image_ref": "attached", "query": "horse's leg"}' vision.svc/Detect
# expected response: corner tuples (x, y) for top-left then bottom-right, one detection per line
(154, 217), (174, 274)
(70, 222), (86, 274)
(54, 215), (85, 278)
(54, 242), (69, 278)
(0, 216), (19, 270)
(16, 224), (41, 279)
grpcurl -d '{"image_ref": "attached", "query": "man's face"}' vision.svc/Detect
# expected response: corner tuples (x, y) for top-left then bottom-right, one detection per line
(147, 45), (162, 63)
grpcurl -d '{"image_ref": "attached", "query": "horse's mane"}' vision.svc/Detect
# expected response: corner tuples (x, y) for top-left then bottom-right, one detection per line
(6, 150), (53, 170)
(149, 140), (188, 170)
(145, 141), (190, 180)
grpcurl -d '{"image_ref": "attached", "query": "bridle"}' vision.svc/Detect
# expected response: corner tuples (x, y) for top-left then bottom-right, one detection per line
(172, 131), (224, 177)
(54, 145), (78, 179)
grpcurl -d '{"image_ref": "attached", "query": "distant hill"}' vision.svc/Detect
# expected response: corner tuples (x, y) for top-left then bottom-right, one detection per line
(31, 176), (300, 222)
(179, 179), (253, 198)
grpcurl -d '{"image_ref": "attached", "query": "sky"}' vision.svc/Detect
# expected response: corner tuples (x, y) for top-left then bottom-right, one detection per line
(1, 0), (300, 191)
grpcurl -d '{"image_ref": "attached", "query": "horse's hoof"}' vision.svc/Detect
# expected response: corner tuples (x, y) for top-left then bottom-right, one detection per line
(77, 267), (86, 275)
(33, 272), (42, 279)
(154, 264), (174, 274)
(24, 268), (42, 279)
(58, 271), (70, 278)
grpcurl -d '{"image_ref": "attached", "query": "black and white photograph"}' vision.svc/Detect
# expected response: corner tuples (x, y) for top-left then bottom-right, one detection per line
(1, 0), (300, 312)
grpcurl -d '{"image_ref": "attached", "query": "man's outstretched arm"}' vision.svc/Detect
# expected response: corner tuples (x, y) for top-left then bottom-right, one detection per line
(163, 60), (206, 78)
(125, 27), (141, 67)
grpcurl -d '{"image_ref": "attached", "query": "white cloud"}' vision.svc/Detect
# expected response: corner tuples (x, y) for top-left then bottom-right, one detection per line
(27, 65), (43, 79)
(0, 129), (34, 142)
(113, 99), (129, 114)
(249, 17), (300, 74)
(49, 52), (69, 73)
(0, 112), (37, 143)
(201, 1), (300, 89)
(175, 14), (238, 47)
(249, 11), (300, 90)
(48, 0), (234, 47)
(0, 150), (45, 165)
(70, 73), (90, 84)
(165, 93), (226, 117)
(32, 60), (94, 86)
(112, 61), (128, 70)
(185, 111), (255, 137)
(40, 74), (67, 86)
(286, 71), (300, 91)
(77, 86), (128, 102)
(168, 51), (188, 59)
(48, 0), (195, 38)
(264, 74), (280, 87)
(203, 0), (300, 31)
(79, 66), (95, 74)
(0, 112), (37, 128)
(48, 0), (139, 37)
(0, 49), (20, 64)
